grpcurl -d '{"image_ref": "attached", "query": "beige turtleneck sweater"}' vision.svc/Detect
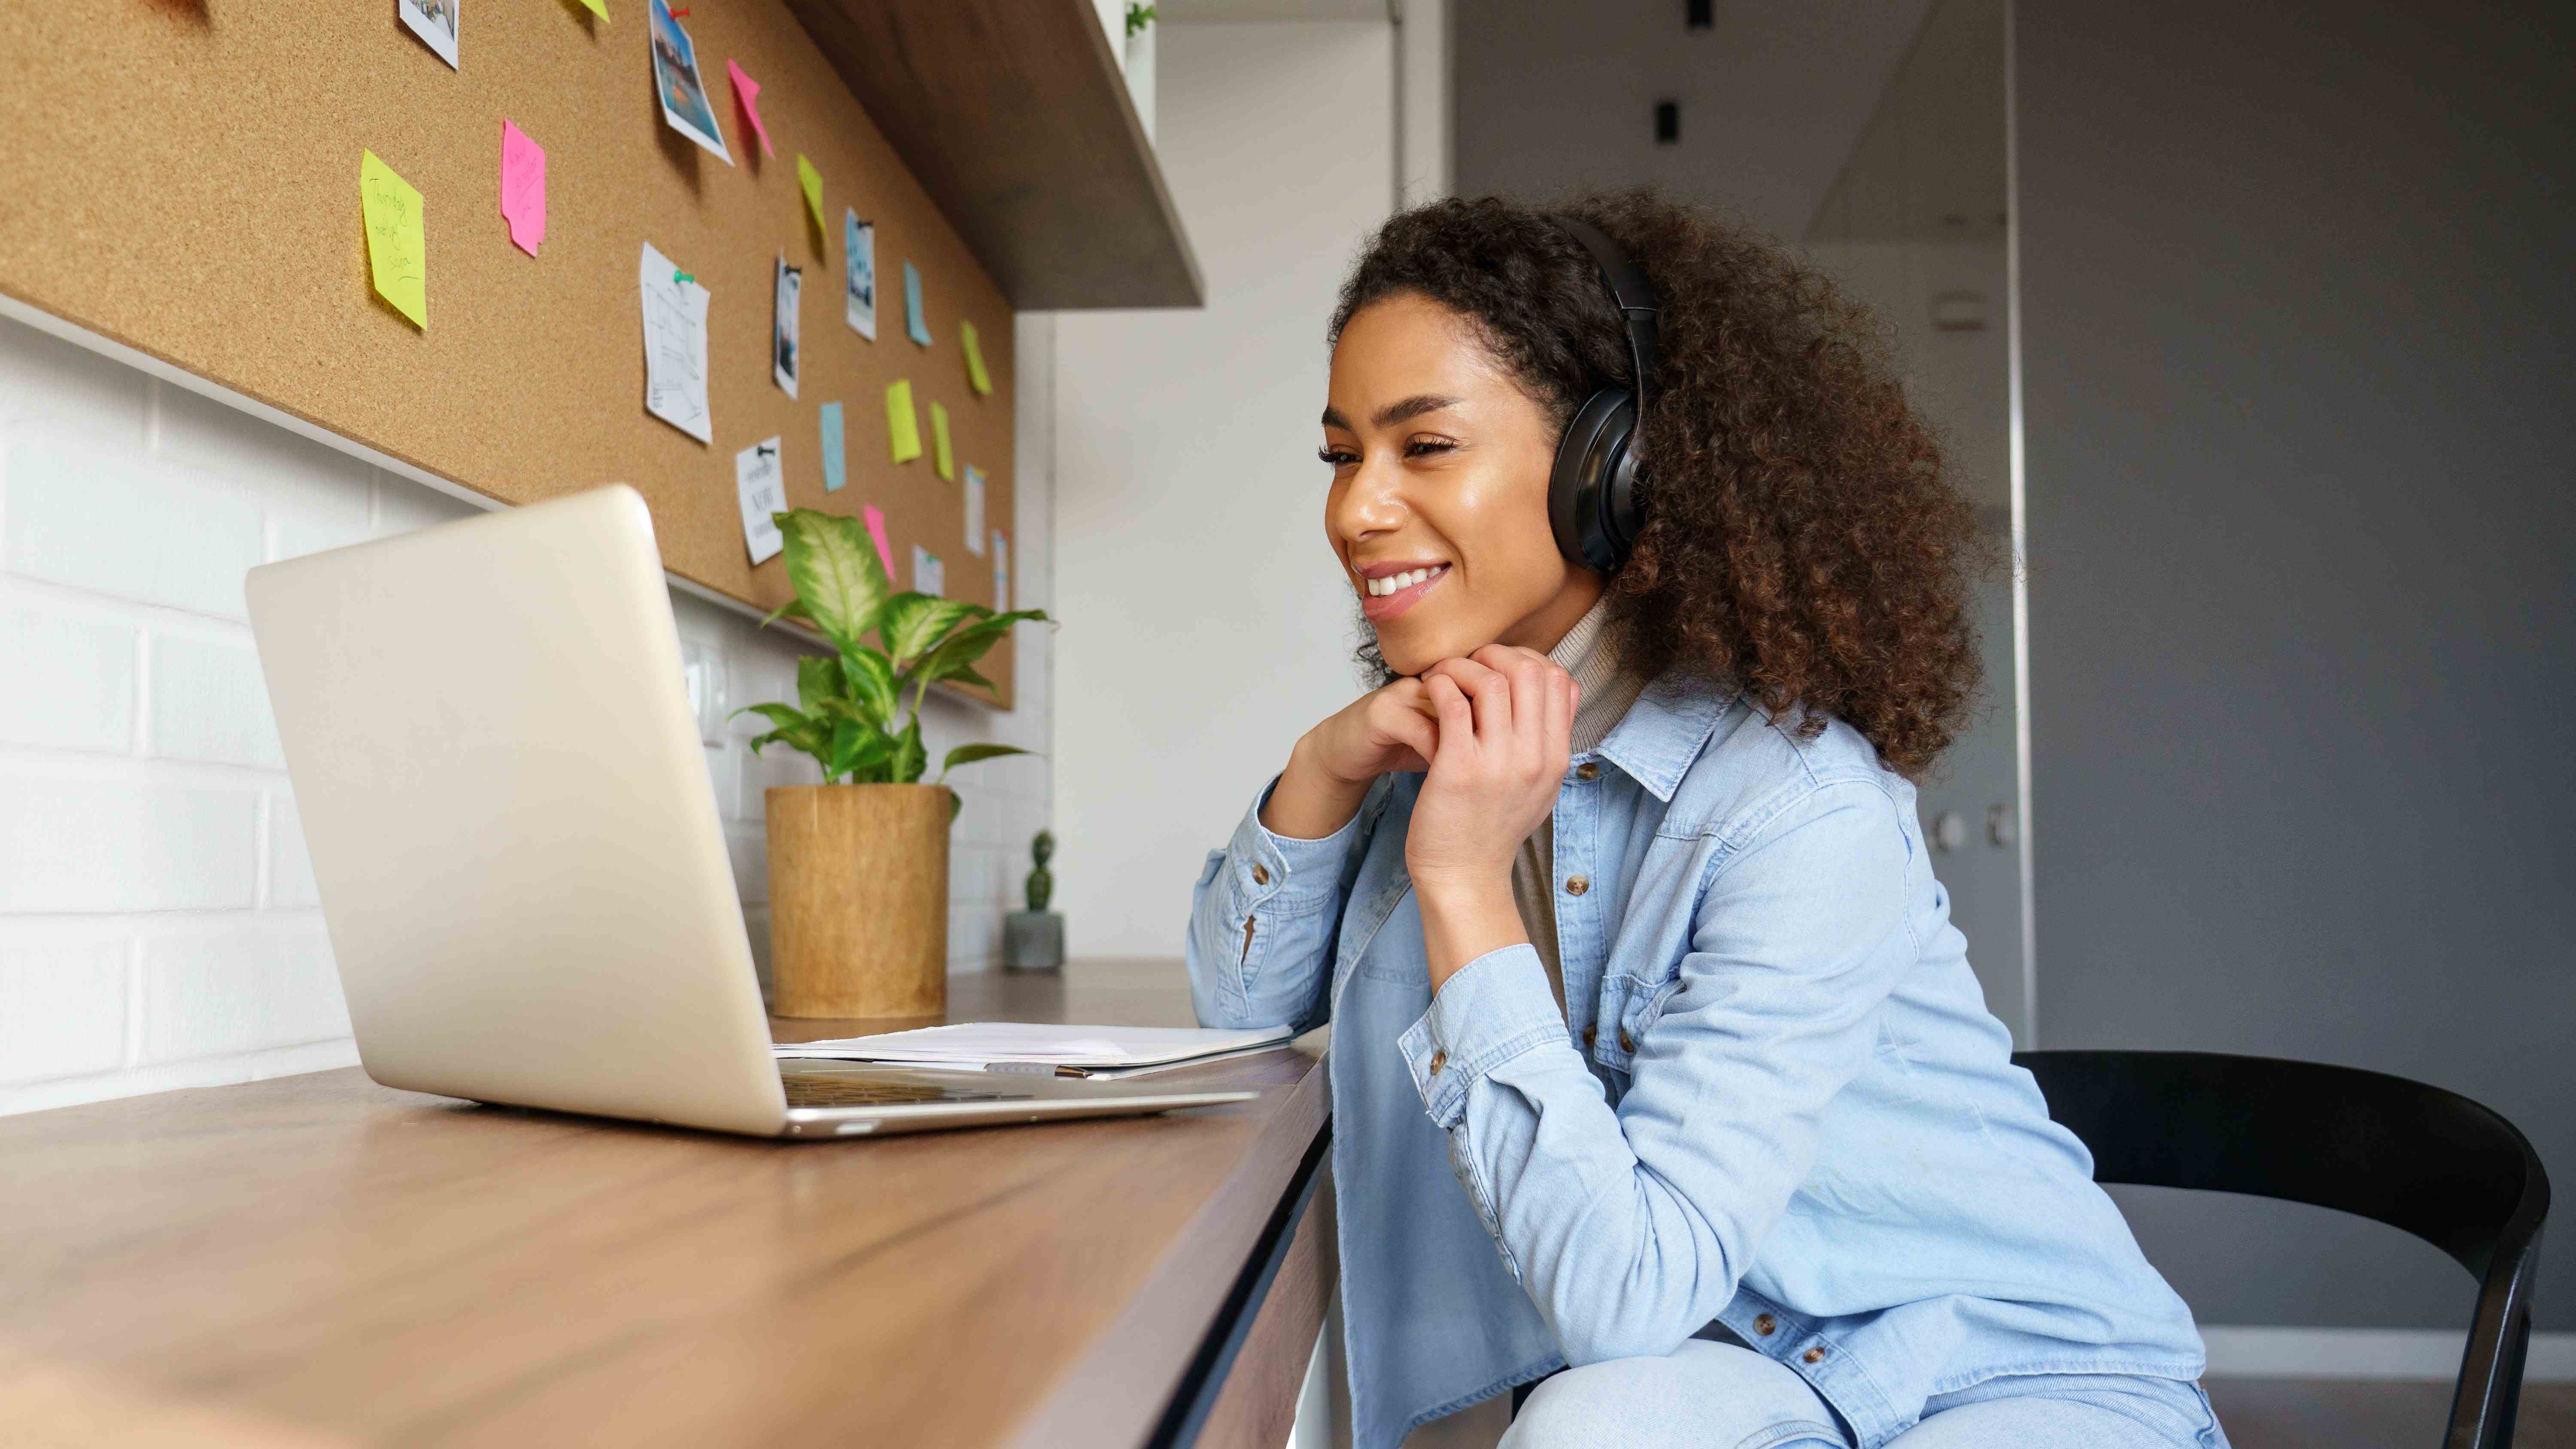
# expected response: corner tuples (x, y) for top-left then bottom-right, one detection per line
(1513, 597), (1649, 1016)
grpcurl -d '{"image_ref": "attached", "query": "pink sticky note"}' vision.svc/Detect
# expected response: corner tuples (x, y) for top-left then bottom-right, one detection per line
(862, 504), (895, 579)
(498, 120), (547, 256)
(726, 60), (775, 158)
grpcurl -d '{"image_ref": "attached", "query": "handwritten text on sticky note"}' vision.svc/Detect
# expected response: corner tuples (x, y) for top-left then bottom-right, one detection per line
(499, 121), (546, 256)
(359, 149), (428, 329)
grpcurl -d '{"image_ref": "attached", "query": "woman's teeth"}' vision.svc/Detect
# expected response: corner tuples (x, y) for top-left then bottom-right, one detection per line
(1366, 566), (1445, 597)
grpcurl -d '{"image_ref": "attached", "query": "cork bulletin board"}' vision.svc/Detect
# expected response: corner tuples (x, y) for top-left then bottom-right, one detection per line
(0, 0), (1018, 704)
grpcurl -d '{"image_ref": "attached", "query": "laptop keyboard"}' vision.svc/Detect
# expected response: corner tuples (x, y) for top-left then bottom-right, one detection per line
(780, 1074), (1037, 1109)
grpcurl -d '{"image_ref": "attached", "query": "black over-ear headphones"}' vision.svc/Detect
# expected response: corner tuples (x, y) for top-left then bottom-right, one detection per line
(1544, 217), (1660, 574)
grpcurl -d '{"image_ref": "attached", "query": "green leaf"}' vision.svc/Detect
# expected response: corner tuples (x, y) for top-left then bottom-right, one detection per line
(778, 510), (890, 653)
(796, 655), (845, 714)
(839, 648), (899, 725)
(948, 788), (963, 823)
(878, 593), (983, 667)
(739, 704), (830, 766)
(758, 595), (815, 629)
(735, 702), (813, 732)
(936, 663), (997, 694)
(890, 717), (927, 784)
(937, 742), (1028, 781)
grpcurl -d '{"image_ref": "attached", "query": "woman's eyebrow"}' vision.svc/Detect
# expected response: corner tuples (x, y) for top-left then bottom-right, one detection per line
(1318, 395), (1463, 431)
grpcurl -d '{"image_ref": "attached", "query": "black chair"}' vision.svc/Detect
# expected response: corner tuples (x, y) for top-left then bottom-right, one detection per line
(2016, 1050), (2550, 1449)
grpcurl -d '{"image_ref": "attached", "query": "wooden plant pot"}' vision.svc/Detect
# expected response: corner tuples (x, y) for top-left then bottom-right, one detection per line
(765, 784), (950, 1019)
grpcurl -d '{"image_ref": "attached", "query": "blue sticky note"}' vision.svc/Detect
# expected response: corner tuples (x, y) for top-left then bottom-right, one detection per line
(903, 260), (930, 346)
(818, 401), (847, 492)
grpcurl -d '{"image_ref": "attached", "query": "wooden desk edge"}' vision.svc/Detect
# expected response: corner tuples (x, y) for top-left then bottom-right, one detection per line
(1008, 1048), (1332, 1449)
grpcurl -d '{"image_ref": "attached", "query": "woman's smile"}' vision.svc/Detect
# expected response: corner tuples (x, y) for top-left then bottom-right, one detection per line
(1357, 559), (1452, 620)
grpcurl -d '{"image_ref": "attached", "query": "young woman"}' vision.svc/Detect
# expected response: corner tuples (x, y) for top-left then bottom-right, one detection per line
(1185, 192), (2226, 1449)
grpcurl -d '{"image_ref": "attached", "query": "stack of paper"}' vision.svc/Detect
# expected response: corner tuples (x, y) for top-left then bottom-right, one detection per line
(774, 1022), (1295, 1078)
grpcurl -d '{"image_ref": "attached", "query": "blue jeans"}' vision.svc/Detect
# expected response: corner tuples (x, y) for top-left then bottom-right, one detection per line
(1498, 1341), (2230, 1449)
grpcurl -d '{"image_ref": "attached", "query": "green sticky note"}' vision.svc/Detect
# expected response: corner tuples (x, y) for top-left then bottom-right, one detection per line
(960, 320), (993, 396)
(358, 150), (427, 329)
(796, 154), (825, 234)
(930, 401), (953, 480)
(886, 379), (922, 463)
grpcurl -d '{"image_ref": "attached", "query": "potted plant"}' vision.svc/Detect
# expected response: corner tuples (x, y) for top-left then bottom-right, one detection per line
(739, 508), (1045, 1018)
(1004, 830), (1064, 970)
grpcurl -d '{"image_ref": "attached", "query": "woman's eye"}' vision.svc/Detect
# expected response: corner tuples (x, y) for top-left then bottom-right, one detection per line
(1404, 438), (1456, 459)
(1318, 446), (1358, 467)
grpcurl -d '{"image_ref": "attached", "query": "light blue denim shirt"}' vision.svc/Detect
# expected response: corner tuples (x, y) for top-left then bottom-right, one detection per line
(1187, 675), (2207, 1449)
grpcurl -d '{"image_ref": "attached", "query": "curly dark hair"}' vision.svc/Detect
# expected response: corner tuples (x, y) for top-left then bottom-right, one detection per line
(1327, 188), (1984, 779)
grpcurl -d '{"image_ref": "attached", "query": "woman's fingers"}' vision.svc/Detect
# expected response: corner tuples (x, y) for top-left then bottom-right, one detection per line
(1426, 655), (1513, 740)
(1423, 672), (1475, 756)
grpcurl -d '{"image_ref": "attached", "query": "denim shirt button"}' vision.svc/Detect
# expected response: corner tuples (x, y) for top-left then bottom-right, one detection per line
(1618, 1030), (1635, 1052)
(1574, 762), (1600, 781)
(1428, 1050), (1448, 1076)
(1802, 1346), (1826, 1364)
(1252, 863), (1270, 885)
(1564, 875), (1589, 896)
(1582, 1025), (1597, 1047)
(1754, 1313), (1776, 1336)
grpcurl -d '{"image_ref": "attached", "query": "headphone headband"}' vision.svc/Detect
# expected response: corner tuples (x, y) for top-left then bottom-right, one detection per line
(1548, 216), (1660, 411)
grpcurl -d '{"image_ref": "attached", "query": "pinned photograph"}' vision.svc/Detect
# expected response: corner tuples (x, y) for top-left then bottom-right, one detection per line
(844, 210), (877, 341)
(735, 437), (786, 566)
(398, 0), (459, 69)
(648, 0), (732, 164)
(773, 256), (802, 400)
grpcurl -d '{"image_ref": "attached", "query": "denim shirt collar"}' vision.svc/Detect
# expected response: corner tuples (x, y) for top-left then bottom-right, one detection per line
(1592, 671), (1740, 802)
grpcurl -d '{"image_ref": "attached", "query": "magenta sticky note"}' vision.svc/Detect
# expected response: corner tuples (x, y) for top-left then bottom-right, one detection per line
(498, 120), (546, 256)
(862, 504), (895, 579)
(726, 60), (775, 158)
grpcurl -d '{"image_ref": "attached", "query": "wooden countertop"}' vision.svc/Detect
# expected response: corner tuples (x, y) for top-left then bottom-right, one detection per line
(0, 960), (1329, 1448)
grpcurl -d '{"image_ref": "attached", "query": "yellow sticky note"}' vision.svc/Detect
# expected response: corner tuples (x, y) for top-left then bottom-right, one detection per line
(886, 380), (922, 463)
(796, 154), (825, 234)
(574, 0), (606, 18)
(358, 150), (427, 329)
(961, 321), (992, 396)
(930, 401), (954, 480)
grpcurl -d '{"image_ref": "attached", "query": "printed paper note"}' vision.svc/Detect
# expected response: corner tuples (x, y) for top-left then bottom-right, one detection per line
(844, 210), (876, 340)
(819, 401), (847, 492)
(648, 0), (732, 164)
(963, 465), (986, 555)
(993, 531), (1009, 611)
(863, 504), (895, 578)
(499, 120), (546, 256)
(772, 255), (802, 399)
(796, 155), (826, 235)
(736, 437), (787, 565)
(398, 0), (460, 68)
(912, 544), (944, 598)
(639, 241), (712, 443)
(903, 261), (930, 346)
(358, 150), (428, 329)
(726, 60), (774, 157)
(885, 380), (921, 463)
(930, 402), (953, 480)
(961, 321), (992, 395)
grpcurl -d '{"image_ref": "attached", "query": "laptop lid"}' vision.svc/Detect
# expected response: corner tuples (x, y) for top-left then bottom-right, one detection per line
(247, 485), (790, 1135)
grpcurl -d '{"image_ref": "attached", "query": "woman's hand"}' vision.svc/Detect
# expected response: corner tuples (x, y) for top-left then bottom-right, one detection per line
(1407, 646), (1576, 990)
(1261, 678), (1442, 841)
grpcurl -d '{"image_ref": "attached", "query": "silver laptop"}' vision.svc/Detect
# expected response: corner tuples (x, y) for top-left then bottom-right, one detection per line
(246, 483), (1251, 1139)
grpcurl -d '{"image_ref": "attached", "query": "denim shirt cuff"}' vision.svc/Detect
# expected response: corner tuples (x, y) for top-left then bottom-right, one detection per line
(1398, 943), (1569, 1129)
(1222, 775), (1368, 919)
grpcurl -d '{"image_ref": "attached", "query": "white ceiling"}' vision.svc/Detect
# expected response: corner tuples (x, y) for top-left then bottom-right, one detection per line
(1452, 0), (1940, 242)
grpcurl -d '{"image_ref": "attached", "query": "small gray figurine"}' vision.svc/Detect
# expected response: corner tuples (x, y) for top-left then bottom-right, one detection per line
(1003, 829), (1065, 970)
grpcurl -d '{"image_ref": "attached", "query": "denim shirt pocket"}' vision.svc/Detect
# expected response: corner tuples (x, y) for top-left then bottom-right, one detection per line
(1595, 966), (1687, 1074)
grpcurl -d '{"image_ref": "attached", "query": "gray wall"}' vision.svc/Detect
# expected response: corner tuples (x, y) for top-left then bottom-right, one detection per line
(2018, 0), (2576, 1329)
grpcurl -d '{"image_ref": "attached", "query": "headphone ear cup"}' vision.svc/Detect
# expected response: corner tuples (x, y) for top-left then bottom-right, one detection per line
(1549, 389), (1638, 573)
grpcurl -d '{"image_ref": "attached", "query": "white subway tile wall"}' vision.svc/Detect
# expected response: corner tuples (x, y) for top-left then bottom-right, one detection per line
(0, 313), (1054, 1117)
